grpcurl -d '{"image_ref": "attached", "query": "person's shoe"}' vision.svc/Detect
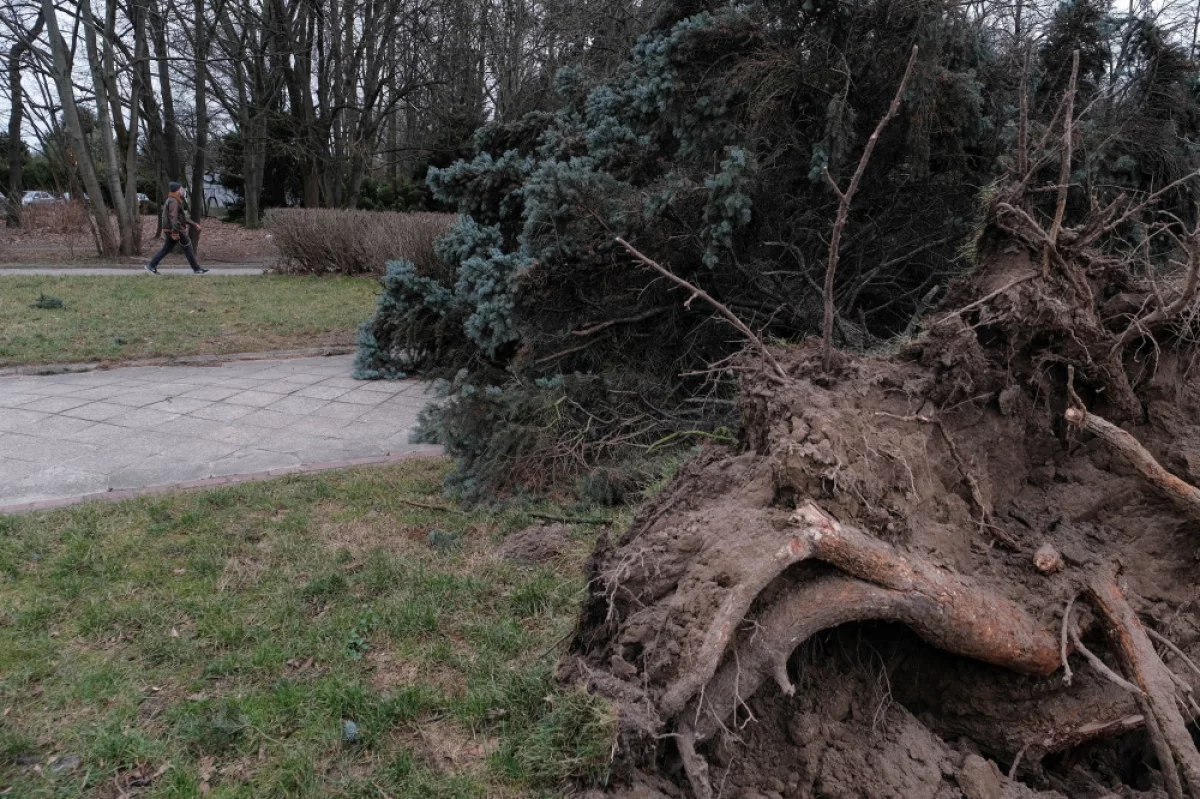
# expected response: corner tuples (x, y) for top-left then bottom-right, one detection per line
(192, 268), (209, 275)
(145, 264), (159, 275)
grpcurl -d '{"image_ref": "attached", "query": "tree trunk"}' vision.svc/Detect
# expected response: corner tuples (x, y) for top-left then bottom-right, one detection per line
(82, 0), (135, 255)
(243, 115), (266, 228)
(126, 0), (148, 254)
(190, 0), (208, 248)
(151, 0), (183, 181)
(6, 12), (46, 228)
(41, 0), (118, 255)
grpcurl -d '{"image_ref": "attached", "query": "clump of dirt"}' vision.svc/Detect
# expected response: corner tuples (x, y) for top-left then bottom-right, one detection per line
(497, 523), (573, 564)
(559, 173), (1200, 798)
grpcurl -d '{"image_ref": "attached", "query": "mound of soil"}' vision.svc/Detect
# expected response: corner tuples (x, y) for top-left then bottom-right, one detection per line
(559, 195), (1200, 797)
(497, 523), (572, 564)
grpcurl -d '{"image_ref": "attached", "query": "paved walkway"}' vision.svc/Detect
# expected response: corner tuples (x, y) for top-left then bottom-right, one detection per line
(0, 267), (264, 276)
(0, 354), (439, 510)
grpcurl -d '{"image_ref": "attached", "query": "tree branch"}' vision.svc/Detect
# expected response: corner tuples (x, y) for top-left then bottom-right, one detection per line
(615, 237), (788, 384)
(1043, 49), (1079, 278)
(821, 44), (919, 370)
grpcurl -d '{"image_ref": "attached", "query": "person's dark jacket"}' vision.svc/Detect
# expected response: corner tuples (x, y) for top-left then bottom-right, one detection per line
(162, 195), (191, 236)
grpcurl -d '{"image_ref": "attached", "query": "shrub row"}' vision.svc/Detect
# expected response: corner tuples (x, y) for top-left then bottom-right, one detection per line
(266, 208), (455, 276)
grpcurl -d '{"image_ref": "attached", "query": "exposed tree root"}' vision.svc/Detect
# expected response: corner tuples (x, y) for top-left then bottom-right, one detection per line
(1065, 406), (1200, 518)
(1088, 567), (1200, 797)
(662, 501), (1060, 722)
(655, 502), (1066, 798)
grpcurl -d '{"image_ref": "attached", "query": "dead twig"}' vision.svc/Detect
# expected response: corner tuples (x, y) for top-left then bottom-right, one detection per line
(615, 237), (788, 384)
(570, 306), (670, 337)
(937, 422), (1021, 550)
(1016, 44), (1031, 188)
(1148, 628), (1200, 685)
(1061, 596), (1076, 686)
(529, 512), (610, 525)
(1069, 628), (1144, 697)
(932, 273), (1038, 327)
(398, 498), (465, 515)
(1109, 223), (1200, 360)
(821, 44), (919, 371)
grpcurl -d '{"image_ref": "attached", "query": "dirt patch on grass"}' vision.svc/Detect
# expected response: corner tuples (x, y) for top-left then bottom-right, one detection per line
(497, 523), (572, 565)
(217, 555), (268, 593)
(320, 518), (427, 560)
(367, 650), (421, 692)
(404, 719), (498, 773)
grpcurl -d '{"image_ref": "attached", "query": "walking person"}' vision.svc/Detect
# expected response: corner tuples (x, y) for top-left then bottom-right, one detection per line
(145, 182), (208, 275)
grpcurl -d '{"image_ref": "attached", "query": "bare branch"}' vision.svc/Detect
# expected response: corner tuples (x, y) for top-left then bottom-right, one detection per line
(1110, 224), (1200, 360)
(1043, 49), (1079, 278)
(615, 237), (788, 384)
(821, 44), (919, 371)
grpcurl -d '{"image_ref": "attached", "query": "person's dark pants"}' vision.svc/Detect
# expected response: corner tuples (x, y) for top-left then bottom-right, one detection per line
(147, 233), (202, 272)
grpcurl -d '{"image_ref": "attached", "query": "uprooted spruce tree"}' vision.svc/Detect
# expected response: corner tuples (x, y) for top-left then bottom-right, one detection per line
(356, 0), (1200, 795)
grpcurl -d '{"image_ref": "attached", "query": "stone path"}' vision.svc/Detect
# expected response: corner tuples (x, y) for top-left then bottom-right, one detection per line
(0, 266), (264, 276)
(0, 354), (439, 510)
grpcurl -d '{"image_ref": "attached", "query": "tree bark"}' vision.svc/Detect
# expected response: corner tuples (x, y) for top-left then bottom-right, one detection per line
(126, 0), (148, 253)
(190, 0), (209, 246)
(6, 11), (46, 228)
(82, 0), (135, 254)
(41, 0), (118, 255)
(151, 0), (183, 181)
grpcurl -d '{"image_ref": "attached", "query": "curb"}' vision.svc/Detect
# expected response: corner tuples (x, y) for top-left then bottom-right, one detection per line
(0, 448), (445, 515)
(0, 346), (356, 377)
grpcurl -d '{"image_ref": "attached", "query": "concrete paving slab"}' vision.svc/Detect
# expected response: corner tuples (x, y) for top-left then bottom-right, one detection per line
(145, 397), (213, 415)
(294, 385), (351, 401)
(225, 389), (288, 408)
(21, 416), (97, 439)
(0, 354), (436, 508)
(0, 408), (54, 431)
(0, 393), (47, 408)
(311, 401), (370, 421)
(17, 395), (93, 413)
(61, 401), (132, 421)
(266, 395), (329, 415)
(4, 466), (109, 505)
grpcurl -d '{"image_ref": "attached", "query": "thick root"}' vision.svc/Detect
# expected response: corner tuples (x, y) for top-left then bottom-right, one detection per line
(1088, 567), (1200, 796)
(686, 504), (1061, 741)
(1066, 406), (1200, 519)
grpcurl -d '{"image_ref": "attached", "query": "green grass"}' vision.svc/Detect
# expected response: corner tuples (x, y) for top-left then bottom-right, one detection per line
(0, 275), (379, 366)
(0, 459), (619, 798)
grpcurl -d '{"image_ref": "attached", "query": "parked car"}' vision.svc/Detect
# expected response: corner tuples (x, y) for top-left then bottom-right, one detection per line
(62, 191), (90, 203)
(22, 190), (59, 206)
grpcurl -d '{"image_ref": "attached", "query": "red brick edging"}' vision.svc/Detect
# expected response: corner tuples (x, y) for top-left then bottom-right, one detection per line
(0, 448), (444, 515)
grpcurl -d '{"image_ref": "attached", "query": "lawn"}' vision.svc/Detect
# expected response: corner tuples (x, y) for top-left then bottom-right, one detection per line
(0, 276), (378, 367)
(0, 459), (618, 798)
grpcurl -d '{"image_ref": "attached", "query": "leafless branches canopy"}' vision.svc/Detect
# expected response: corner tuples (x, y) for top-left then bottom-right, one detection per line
(0, 0), (662, 244)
